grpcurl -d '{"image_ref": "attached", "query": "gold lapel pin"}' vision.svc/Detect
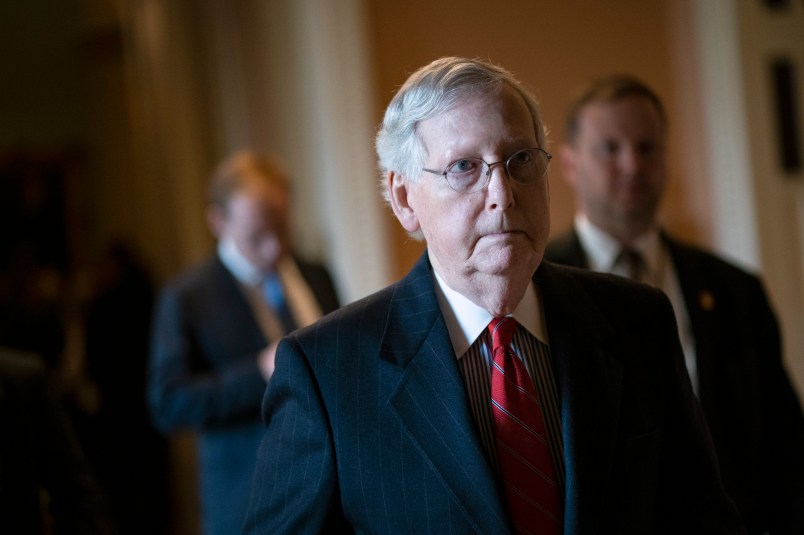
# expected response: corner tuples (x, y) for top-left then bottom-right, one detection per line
(698, 290), (715, 312)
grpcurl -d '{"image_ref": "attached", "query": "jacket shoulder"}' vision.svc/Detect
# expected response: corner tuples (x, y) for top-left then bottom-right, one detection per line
(538, 260), (677, 331)
(544, 229), (585, 267)
(667, 238), (759, 281)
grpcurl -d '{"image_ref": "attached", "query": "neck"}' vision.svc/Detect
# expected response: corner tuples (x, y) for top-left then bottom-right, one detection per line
(587, 214), (655, 247)
(446, 270), (534, 317)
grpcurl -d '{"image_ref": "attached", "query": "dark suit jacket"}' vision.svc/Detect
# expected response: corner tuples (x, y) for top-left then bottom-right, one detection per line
(243, 253), (744, 534)
(0, 348), (108, 535)
(148, 254), (339, 535)
(546, 229), (804, 534)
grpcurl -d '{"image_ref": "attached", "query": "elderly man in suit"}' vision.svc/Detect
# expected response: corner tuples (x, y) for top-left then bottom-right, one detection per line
(243, 57), (744, 534)
(545, 74), (804, 534)
(147, 150), (340, 535)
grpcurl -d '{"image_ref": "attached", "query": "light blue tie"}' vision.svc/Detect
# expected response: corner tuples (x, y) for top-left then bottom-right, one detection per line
(262, 272), (297, 334)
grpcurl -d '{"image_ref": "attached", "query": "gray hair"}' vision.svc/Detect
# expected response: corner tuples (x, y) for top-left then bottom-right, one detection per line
(375, 56), (547, 204)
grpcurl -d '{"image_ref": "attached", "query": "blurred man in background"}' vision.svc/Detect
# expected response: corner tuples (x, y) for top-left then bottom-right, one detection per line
(546, 74), (804, 533)
(148, 150), (340, 535)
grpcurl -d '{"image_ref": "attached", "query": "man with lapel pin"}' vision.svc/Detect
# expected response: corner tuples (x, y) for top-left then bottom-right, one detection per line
(243, 58), (744, 534)
(545, 74), (804, 534)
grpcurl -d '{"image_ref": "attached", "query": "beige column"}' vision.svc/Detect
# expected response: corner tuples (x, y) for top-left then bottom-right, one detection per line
(674, 0), (804, 395)
(201, 0), (392, 303)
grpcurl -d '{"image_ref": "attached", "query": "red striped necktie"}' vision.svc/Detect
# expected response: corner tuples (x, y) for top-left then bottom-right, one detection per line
(488, 316), (562, 534)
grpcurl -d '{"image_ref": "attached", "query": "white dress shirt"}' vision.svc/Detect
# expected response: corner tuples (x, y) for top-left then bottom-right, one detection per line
(431, 266), (564, 488)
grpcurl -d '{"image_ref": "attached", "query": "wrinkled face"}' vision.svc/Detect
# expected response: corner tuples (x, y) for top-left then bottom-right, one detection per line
(400, 85), (550, 293)
(561, 95), (666, 235)
(218, 181), (290, 272)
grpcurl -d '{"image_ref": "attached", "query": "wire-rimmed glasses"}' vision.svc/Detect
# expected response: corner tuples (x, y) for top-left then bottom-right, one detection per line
(421, 147), (551, 194)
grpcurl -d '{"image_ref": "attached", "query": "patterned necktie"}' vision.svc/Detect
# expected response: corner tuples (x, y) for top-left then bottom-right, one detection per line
(618, 247), (645, 282)
(489, 316), (562, 534)
(262, 272), (297, 334)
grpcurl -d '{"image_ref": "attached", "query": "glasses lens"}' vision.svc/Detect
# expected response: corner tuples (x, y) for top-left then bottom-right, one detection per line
(445, 158), (485, 193)
(506, 148), (549, 184)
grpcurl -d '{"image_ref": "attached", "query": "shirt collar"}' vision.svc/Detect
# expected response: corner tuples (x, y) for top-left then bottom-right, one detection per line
(432, 268), (548, 359)
(575, 213), (662, 276)
(218, 237), (263, 286)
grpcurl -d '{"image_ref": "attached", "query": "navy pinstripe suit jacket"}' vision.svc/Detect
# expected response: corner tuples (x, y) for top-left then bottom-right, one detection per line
(244, 253), (744, 534)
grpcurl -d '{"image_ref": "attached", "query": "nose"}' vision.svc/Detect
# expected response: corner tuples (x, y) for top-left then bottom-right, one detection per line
(620, 146), (646, 175)
(485, 163), (514, 209)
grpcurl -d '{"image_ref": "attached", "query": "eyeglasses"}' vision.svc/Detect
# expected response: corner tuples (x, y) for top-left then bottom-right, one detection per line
(421, 147), (551, 194)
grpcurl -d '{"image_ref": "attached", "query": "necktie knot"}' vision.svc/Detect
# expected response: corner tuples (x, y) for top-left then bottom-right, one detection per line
(617, 247), (645, 281)
(488, 316), (517, 350)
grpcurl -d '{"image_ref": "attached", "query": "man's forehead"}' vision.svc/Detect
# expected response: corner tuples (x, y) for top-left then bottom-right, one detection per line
(419, 94), (537, 154)
(582, 96), (660, 122)
(578, 99), (663, 136)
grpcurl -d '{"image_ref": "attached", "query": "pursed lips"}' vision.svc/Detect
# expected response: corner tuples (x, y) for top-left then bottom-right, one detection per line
(481, 229), (525, 240)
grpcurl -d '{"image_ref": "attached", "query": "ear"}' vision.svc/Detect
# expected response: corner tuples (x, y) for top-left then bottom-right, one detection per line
(206, 204), (225, 238)
(558, 142), (577, 187)
(387, 171), (421, 234)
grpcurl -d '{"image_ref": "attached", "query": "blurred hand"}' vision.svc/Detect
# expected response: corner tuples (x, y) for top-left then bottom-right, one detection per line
(258, 341), (280, 381)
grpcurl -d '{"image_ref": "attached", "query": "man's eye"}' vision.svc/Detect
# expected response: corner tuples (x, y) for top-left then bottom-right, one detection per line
(637, 141), (658, 156)
(599, 141), (619, 155)
(509, 150), (532, 165)
(449, 159), (480, 174)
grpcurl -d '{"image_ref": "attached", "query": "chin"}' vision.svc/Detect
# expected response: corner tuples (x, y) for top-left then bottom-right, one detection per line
(479, 247), (538, 276)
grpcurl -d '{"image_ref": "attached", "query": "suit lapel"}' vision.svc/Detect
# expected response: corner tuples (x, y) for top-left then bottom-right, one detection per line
(210, 257), (267, 347)
(380, 257), (629, 533)
(382, 255), (510, 534)
(537, 262), (624, 534)
(663, 238), (721, 395)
